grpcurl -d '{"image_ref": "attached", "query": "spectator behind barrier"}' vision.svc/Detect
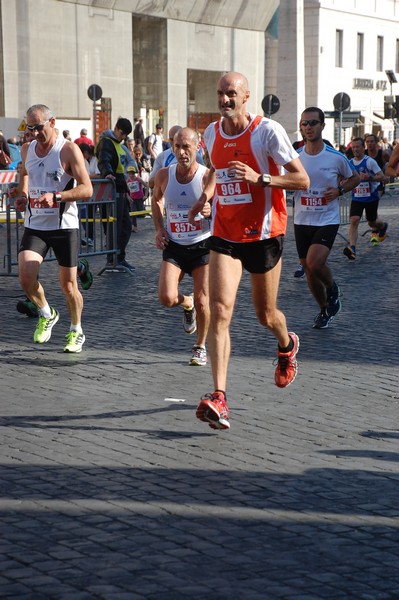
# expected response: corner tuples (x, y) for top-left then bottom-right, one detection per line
(7, 137), (22, 170)
(0, 134), (12, 169)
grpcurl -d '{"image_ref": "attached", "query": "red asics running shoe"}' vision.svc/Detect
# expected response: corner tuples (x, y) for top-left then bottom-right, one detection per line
(275, 332), (299, 388)
(196, 391), (230, 430)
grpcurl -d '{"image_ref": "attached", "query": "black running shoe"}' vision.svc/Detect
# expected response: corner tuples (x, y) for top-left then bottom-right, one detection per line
(327, 281), (341, 317)
(327, 298), (341, 318)
(326, 281), (341, 318)
(16, 298), (38, 318)
(377, 222), (388, 242)
(327, 281), (340, 304)
(313, 308), (332, 329)
(294, 264), (305, 278)
(343, 246), (356, 260)
(77, 258), (93, 290)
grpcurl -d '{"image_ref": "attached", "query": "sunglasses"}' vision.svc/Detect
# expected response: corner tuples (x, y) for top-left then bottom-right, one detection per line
(26, 119), (51, 133)
(301, 119), (321, 127)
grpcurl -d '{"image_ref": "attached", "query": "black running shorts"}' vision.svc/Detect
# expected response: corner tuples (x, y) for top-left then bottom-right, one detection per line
(162, 238), (210, 275)
(350, 199), (379, 222)
(294, 224), (339, 259)
(19, 228), (80, 267)
(208, 235), (283, 274)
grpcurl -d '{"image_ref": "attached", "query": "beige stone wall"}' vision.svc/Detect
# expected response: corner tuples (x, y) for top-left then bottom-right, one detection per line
(2, 0), (134, 124)
(165, 20), (264, 130)
(2, 0), (264, 131)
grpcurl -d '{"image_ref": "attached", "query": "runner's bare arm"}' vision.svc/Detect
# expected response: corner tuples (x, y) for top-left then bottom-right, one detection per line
(385, 145), (399, 178)
(60, 141), (93, 201)
(325, 170), (360, 201)
(228, 157), (310, 190)
(152, 168), (169, 249)
(188, 167), (215, 224)
(13, 143), (30, 212)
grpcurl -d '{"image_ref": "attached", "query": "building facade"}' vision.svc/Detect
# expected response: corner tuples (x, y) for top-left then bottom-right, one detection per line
(0, 0), (398, 144)
(269, 0), (399, 144)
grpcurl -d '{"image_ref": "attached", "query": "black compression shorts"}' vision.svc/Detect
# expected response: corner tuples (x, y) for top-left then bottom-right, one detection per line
(19, 228), (80, 267)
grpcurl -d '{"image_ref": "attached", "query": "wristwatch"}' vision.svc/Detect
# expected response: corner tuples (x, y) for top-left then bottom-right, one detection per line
(53, 192), (62, 204)
(337, 185), (345, 196)
(259, 173), (272, 186)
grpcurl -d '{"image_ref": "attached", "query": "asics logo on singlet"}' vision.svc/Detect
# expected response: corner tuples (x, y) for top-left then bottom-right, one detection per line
(180, 191), (187, 196)
(38, 162), (44, 167)
(224, 142), (236, 148)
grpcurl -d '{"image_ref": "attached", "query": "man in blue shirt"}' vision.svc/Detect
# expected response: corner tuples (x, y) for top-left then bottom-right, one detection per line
(344, 137), (387, 260)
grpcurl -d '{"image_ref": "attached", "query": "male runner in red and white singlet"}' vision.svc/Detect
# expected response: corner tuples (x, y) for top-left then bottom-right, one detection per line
(188, 71), (310, 430)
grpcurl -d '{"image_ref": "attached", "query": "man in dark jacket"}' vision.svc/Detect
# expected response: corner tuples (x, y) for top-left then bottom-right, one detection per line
(96, 117), (135, 271)
(133, 117), (144, 148)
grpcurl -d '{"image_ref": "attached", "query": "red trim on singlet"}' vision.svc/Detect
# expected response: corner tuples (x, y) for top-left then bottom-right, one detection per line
(209, 116), (287, 242)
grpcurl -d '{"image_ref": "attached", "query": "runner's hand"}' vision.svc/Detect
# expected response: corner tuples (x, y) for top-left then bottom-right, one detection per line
(228, 160), (259, 184)
(14, 196), (28, 211)
(200, 201), (211, 218)
(156, 229), (169, 250)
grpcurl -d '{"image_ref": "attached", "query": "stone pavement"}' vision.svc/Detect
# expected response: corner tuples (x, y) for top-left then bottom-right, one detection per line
(0, 197), (398, 600)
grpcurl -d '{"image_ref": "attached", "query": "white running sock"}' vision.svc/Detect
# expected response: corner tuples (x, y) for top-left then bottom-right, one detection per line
(39, 304), (52, 318)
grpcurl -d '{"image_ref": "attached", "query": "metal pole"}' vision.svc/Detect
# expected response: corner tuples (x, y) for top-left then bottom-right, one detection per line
(339, 111), (343, 145)
(92, 89), (97, 145)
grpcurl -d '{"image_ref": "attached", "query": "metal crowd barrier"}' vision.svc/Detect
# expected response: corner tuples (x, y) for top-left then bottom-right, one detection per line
(0, 179), (121, 277)
(384, 180), (399, 196)
(339, 192), (351, 226)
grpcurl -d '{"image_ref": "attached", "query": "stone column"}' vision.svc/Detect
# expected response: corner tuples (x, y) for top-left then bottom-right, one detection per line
(275, 0), (305, 141)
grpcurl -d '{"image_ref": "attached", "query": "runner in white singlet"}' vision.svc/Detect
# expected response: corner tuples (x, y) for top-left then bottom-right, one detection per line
(152, 127), (213, 367)
(14, 104), (93, 353)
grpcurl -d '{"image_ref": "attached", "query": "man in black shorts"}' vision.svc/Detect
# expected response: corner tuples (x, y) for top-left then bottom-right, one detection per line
(293, 107), (359, 329)
(14, 104), (93, 352)
(344, 137), (387, 259)
(187, 72), (310, 430)
(152, 127), (213, 366)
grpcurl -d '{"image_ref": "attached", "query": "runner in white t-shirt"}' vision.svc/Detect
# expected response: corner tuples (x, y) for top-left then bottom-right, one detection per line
(294, 107), (359, 329)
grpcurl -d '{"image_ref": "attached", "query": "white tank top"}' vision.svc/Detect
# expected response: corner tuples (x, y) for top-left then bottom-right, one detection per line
(24, 137), (78, 230)
(164, 163), (211, 245)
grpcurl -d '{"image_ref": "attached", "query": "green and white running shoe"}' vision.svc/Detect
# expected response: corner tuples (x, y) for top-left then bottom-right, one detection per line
(33, 307), (60, 343)
(64, 330), (85, 353)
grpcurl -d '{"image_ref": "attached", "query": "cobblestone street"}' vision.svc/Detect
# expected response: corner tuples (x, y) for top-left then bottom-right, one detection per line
(1, 197), (398, 599)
